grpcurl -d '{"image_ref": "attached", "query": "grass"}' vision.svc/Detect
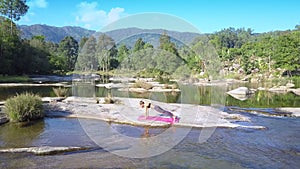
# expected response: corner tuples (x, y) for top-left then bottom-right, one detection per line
(4, 93), (44, 122)
(52, 87), (70, 97)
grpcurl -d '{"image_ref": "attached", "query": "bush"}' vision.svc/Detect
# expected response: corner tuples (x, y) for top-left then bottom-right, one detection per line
(53, 87), (69, 97)
(104, 93), (115, 104)
(132, 81), (153, 90)
(4, 93), (44, 122)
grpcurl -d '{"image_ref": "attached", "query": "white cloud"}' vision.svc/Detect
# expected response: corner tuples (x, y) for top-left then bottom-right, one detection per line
(28, 0), (48, 8)
(75, 1), (125, 30)
(18, 12), (35, 23)
(107, 7), (125, 24)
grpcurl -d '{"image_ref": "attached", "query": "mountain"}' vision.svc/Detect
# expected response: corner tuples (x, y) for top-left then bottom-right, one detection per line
(18, 24), (201, 45)
(19, 24), (96, 43)
(105, 27), (201, 45)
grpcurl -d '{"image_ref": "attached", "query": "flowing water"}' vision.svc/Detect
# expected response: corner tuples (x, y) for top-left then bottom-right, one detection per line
(0, 83), (299, 168)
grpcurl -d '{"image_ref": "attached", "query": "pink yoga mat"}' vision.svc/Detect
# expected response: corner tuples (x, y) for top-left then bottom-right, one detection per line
(138, 115), (180, 123)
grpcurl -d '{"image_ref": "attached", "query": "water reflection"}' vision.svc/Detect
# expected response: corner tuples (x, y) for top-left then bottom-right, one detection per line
(0, 86), (55, 101)
(0, 120), (45, 148)
(0, 83), (299, 107)
(110, 124), (168, 138)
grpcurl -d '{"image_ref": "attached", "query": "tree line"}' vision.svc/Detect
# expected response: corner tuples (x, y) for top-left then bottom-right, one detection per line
(0, 0), (299, 78)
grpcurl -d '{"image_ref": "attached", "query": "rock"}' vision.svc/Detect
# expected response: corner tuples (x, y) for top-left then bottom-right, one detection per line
(232, 63), (240, 69)
(0, 146), (87, 155)
(250, 77), (259, 83)
(286, 82), (295, 88)
(43, 97), (264, 129)
(118, 88), (148, 93)
(238, 68), (244, 74)
(257, 87), (266, 91)
(251, 68), (259, 74)
(227, 87), (255, 101)
(0, 116), (9, 125)
(290, 88), (300, 96)
(42, 97), (65, 103)
(276, 107), (300, 117)
(229, 66), (234, 71)
(227, 87), (253, 95)
(268, 86), (287, 93)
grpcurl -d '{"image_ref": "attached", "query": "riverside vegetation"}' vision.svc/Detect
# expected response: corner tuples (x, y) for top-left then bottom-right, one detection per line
(4, 93), (44, 122)
(0, 1), (299, 81)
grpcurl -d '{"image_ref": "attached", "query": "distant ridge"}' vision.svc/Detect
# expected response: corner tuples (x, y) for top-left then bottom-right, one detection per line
(18, 24), (201, 45)
(18, 24), (96, 43)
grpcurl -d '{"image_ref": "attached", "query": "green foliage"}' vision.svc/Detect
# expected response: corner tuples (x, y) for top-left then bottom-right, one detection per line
(96, 34), (118, 72)
(52, 87), (69, 97)
(0, 0), (28, 21)
(76, 36), (97, 71)
(0, 0), (28, 34)
(0, 13), (299, 81)
(137, 68), (166, 78)
(4, 93), (44, 122)
(133, 38), (145, 52)
(117, 44), (129, 63)
(58, 36), (79, 71)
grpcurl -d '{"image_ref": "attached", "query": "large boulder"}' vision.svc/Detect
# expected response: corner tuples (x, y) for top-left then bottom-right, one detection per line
(227, 87), (254, 95)
(227, 87), (255, 101)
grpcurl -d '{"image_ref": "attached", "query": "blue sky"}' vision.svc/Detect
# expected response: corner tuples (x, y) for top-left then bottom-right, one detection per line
(17, 0), (300, 33)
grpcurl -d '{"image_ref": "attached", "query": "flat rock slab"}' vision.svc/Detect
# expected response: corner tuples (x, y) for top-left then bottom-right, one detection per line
(0, 146), (88, 155)
(45, 97), (265, 129)
(276, 107), (300, 117)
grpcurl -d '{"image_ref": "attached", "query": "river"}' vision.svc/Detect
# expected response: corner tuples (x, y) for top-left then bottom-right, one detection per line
(0, 115), (299, 168)
(0, 83), (299, 168)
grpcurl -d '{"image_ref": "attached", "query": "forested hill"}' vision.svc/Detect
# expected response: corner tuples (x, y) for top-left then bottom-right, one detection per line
(18, 24), (201, 44)
(19, 24), (96, 43)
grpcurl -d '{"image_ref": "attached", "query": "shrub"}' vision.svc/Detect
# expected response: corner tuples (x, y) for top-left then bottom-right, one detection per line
(53, 87), (69, 97)
(4, 93), (44, 122)
(132, 81), (153, 90)
(104, 95), (115, 104)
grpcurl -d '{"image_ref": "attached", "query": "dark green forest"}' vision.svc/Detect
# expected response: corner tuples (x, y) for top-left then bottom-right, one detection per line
(0, 0), (299, 79)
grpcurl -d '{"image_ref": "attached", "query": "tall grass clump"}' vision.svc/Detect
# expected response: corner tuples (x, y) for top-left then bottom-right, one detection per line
(53, 87), (69, 97)
(4, 93), (44, 122)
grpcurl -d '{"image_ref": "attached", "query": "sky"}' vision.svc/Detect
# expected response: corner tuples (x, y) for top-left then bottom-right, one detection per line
(16, 0), (300, 33)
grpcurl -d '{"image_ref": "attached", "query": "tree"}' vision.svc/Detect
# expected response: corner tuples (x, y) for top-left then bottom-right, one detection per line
(96, 34), (117, 72)
(28, 35), (50, 74)
(0, 0), (29, 35)
(273, 31), (300, 76)
(0, 16), (21, 74)
(117, 44), (129, 63)
(76, 36), (97, 71)
(58, 36), (79, 71)
(79, 36), (88, 51)
(133, 38), (145, 52)
(159, 32), (179, 57)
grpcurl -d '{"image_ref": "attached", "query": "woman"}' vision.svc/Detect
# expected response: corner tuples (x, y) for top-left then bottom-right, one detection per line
(139, 100), (175, 119)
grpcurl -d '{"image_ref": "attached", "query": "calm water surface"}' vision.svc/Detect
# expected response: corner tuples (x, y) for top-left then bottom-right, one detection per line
(0, 82), (299, 168)
(0, 115), (299, 169)
(0, 83), (299, 107)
